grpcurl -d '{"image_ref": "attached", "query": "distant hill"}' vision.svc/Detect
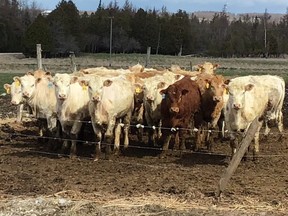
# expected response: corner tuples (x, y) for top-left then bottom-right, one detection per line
(192, 11), (284, 23)
(78, 10), (285, 23)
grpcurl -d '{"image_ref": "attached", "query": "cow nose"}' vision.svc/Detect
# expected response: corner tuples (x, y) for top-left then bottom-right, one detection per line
(92, 95), (100, 102)
(146, 95), (154, 102)
(58, 94), (67, 99)
(170, 107), (179, 113)
(213, 96), (222, 102)
(233, 103), (241, 110)
(23, 92), (29, 97)
(11, 100), (17, 105)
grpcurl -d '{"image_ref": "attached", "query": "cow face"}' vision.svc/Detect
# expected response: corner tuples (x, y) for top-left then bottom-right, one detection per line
(205, 75), (226, 103)
(143, 81), (167, 104)
(160, 85), (188, 114)
(9, 78), (23, 105)
(53, 73), (73, 100)
(19, 74), (36, 99)
(228, 82), (254, 111)
(87, 76), (105, 103)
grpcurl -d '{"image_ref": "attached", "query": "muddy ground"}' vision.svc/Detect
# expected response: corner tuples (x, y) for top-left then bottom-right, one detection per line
(1, 93), (288, 215)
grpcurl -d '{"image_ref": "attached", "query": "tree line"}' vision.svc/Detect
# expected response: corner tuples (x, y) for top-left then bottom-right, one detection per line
(1, 0), (288, 58)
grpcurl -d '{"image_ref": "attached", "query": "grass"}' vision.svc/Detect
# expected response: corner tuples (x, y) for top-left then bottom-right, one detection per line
(1, 54), (288, 93)
(0, 73), (23, 94)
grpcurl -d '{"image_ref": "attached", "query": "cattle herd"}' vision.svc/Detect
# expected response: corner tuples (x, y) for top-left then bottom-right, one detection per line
(3, 62), (285, 161)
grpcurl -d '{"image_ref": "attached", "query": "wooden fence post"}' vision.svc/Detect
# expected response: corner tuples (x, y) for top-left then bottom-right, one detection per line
(146, 47), (151, 67)
(69, 51), (77, 72)
(36, 44), (43, 70)
(216, 118), (261, 197)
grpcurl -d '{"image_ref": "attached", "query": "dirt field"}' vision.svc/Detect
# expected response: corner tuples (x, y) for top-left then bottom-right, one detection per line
(1, 92), (288, 215)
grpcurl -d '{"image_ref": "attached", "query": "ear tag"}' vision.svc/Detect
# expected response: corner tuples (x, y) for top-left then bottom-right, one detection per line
(6, 88), (11, 94)
(206, 83), (210, 89)
(224, 88), (228, 95)
(15, 80), (21, 87)
(162, 94), (166, 99)
(48, 82), (53, 88)
(135, 87), (142, 94)
(82, 85), (88, 91)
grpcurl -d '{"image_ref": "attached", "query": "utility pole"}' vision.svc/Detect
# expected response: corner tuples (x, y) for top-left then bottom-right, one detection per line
(156, 24), (161, 55)
(109, 16), (114, 67)
(264, 8), (268, 58)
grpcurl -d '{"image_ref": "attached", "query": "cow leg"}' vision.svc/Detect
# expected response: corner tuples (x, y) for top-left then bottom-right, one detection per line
(105, 117), (116, 160)
(277, 111), (284, 141)
(69, 122), (82, 159)
(92, 123), (103, 161)
(123, 112), (132, 149)
(113, 120), (121, 155)
(159, 132), (172, 159)
(174, 132), (180, 150)
(252, 123), (262, 161)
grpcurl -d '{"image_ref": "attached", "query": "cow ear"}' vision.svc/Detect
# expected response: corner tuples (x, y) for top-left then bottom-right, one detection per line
(45, 71), (52, 76)
(134, 83), (143, 94)
(182, 89), (189, 95)
(3, 84), (11, 94)
(160, 89), (167, 95)
(36, 78), (42, 83)
(224, 79), (231, 85)
(103, 79), (113, 87)
(213, 64), (220, 70)
(13, 77), (21, 86)
(157, 82), (166, 89)
(174, 74), (182, 80)
(71, 76), (78, 84)
(245, 84), (254, 91)
(26, 71), (34, 76)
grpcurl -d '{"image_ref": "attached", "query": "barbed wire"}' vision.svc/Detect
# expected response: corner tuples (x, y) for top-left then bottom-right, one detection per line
(4, 112), (287, 137)
(4, 130), (288, 159)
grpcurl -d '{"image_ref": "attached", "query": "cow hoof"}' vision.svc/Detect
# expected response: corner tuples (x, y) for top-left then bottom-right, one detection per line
(69, 155), (78, 160)
(158, 152), (167, 159)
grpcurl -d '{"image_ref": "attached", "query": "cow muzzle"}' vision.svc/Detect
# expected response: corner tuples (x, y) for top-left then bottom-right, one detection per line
(22, 92), (30, 98)
(213, 96), (222, 102)
(232, 103), (241, 110)
(58, 94), (67, 100)
(146, 95), (154, 103)
(170, 107), (179, 113)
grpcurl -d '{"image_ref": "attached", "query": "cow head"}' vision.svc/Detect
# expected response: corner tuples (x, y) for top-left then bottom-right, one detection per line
(228, 82), (254, 111)
(53, 73), (73, 100)
(143, 81), (167, 104)
(160, 85), (188, 114)
(198, 62), (219, 74)
(19, 74), (36, 99)
(86, 76), (105, 103)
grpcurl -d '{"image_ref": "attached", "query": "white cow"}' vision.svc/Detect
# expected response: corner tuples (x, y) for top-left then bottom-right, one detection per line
(4, 78), (25, 122)
(15, 72), (58, 138)
(225, 75), (285, 159)
(53, 73), (91, 158)
(87, 75), (134, 160)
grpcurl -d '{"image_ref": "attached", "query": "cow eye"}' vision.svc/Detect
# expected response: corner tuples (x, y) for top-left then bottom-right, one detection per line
(31, 84), (35, 87)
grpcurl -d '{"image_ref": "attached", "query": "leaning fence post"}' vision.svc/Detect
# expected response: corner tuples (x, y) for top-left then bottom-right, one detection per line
(216, 118), (261, 197)
(36, 44), (43, 70)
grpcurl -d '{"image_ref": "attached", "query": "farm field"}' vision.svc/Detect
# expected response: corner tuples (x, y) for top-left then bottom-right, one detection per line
(1, 53), (288, 215)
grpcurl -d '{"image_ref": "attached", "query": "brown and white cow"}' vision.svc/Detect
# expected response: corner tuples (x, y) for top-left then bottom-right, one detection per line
(159, 76), (201, 157)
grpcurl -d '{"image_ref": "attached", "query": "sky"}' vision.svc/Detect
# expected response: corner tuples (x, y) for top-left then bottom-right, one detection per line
(31, 0), (288, 14)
